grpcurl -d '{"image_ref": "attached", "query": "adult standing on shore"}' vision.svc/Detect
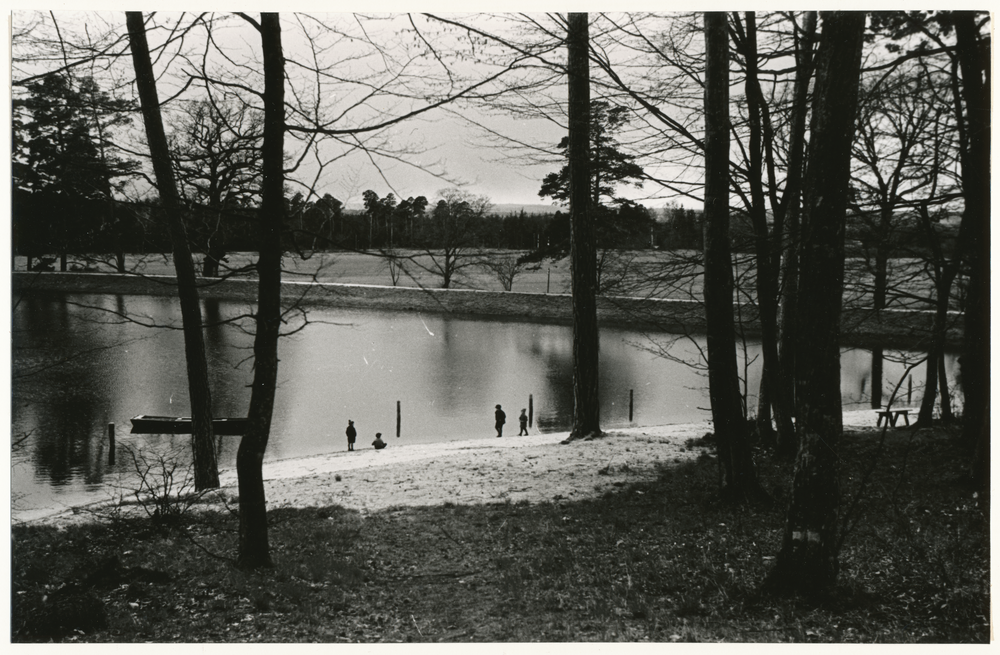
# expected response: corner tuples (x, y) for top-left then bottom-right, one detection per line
(345, 420), (357, 451)
(495, 404), (506, 438)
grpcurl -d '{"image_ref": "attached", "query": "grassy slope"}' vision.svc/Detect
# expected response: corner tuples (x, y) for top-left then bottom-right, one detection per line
(11, 425), (988, 643)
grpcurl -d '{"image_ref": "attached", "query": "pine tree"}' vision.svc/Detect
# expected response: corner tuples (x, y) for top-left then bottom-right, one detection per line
(12, 74), (137, 269)
(539, 100), (645, 208)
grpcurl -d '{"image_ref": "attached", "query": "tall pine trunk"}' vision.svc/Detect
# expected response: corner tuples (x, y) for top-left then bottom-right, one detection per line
(126, 11), (219, 491)
(766, 11), (865, 596)
(703, 12), (764, 502)
(566, 12), (601, 441)
(237, 11), (285, 569)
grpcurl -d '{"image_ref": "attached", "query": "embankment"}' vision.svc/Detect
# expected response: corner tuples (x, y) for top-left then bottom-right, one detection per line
(12, 271), (960, 348)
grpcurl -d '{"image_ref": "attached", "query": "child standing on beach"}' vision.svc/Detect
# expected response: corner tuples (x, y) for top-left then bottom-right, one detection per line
(518, 409), (529, 436)
(346, 420), (357, 451)
(495, 404), (506, 438)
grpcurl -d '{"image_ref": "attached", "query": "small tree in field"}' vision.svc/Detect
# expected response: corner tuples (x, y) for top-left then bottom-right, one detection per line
(409, 189), (491, 289)
(480, 252), (530, 291)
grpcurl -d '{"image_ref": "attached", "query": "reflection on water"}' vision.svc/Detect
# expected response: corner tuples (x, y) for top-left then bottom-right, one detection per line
(11, 293), (959, 517)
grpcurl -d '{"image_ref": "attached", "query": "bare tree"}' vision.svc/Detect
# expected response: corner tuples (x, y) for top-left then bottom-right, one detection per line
(765, 11), (866, 597)
(951, 12), (989, 499)
(702, 11), (764, 502)
(849, 61), (960, 410)
(480, 252), (530, 291)
(404, 189), (493, 289)
(125, 11), (219, 491)
(914, 202), (961, 425)
(170, 97), (263, 277)
(231, 11), (286, 569)
(729, 12), (795, 448)
(776, 10), (817, 455)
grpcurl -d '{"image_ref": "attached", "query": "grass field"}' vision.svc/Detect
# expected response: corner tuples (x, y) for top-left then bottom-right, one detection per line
(13, 249), (955, 311)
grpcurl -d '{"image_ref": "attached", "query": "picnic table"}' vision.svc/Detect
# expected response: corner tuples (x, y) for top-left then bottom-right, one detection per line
(876, 408), (910, 428)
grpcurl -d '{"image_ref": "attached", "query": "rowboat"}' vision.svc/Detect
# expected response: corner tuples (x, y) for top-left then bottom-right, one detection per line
(130, 415), (249, 436)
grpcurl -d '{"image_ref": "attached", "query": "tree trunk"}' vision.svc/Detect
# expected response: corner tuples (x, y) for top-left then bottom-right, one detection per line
(703, 12), (764, 502)
(917, 349), (939, 425)
(870, 230), (889, 408)
(566, 13), (601, 441)
(870, 348), (884, 409)
(756, 371), (772, 441)
(776, 10), (816, 455)
(126, 11), (219, 491)
(917, 265), (957, 425)
(741, 12), (795, 449)
(237, 11), (285, 569)
(953, 12), (989, 502)
(873, 247), (889, 311)
(938, 353), (953, 422)
(766, 11), (865, 597)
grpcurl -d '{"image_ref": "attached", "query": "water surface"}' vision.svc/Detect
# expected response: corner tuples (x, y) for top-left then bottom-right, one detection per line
(12, 293), (955, 518)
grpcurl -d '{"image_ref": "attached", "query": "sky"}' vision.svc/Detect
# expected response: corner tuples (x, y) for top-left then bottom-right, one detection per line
(8, 3), (905, 212)
(8, 8), (714, 211)
(8, 10), (588, 210)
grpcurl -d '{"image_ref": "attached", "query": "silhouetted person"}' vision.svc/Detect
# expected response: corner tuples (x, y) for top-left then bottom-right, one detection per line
(372, 432), (387, 450)
(346, 420), (357, 451)
(495, 404), (506, 438)
(518, 409), (528, 436)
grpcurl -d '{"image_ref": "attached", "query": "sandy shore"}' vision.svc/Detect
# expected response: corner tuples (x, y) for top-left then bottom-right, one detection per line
(236, 409), (880, 516)
(222, 421), (716, 516)
(23, 410), (885, 528)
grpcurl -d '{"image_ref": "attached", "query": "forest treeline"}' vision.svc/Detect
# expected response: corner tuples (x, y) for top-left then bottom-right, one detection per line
(12, 186), (961, 270)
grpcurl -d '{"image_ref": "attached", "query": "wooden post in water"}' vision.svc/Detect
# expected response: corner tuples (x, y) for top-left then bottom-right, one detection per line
(629, 390), (634, 422)
(528, 394), (534, 428)
(396, 401), (401, 437)
(108, 423), (115, 465)
(546, 268), (551, 294)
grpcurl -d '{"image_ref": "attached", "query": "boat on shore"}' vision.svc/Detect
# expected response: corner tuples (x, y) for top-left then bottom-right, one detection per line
(130, 415), (249, 436)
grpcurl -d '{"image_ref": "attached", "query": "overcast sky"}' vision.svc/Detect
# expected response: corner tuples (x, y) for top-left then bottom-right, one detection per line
(10, 9), (602, 209)
(9, 3), (842, 210)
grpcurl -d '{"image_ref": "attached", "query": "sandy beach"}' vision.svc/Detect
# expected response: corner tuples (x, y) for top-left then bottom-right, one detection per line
(224, 421), (715, 516)
(28, 410), (882, 526)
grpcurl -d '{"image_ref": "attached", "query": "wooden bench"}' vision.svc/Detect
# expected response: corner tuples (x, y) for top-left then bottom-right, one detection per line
(876, 408), (910, 428)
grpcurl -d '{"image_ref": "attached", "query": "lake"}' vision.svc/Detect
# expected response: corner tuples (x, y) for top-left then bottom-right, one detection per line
(11, 292), (956, 519)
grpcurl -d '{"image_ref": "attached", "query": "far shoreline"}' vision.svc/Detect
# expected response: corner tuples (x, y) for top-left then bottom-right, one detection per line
(12, 270), (960, 349)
